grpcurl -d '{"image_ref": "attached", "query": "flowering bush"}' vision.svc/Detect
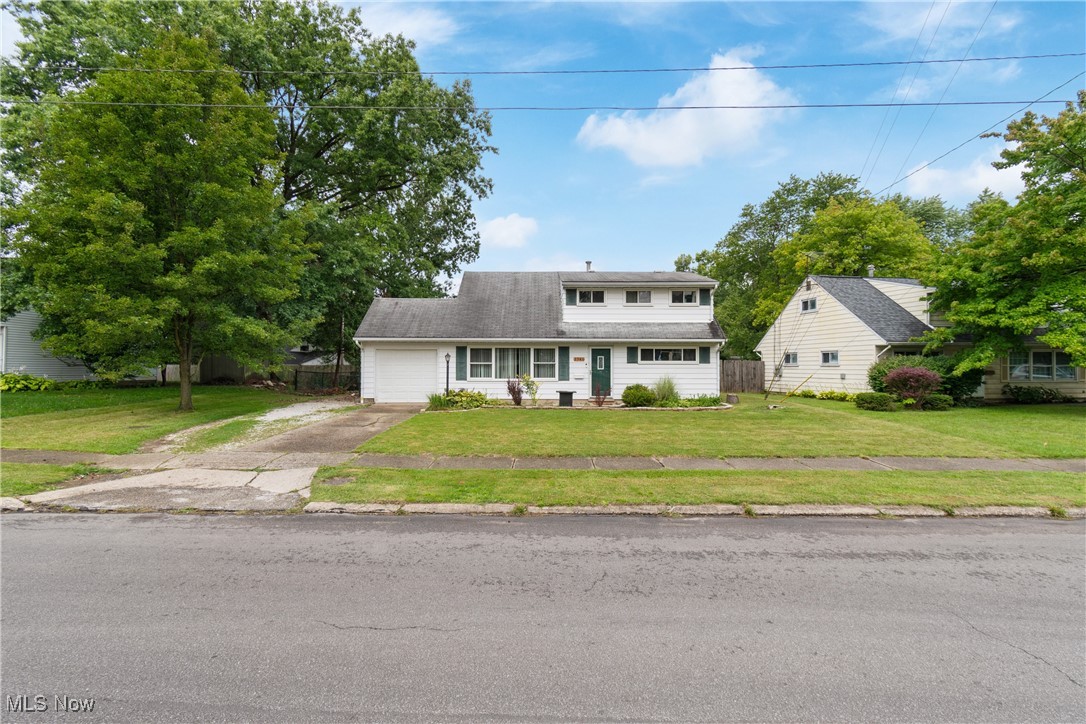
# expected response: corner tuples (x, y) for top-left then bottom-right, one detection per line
(883, 366), (943, 409)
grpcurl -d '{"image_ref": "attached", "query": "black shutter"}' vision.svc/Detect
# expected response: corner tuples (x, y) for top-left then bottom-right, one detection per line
(699, 288), (711, 306)
(699, 346), (710, 364)
(627, 346), (638, 364)
(455, 346), (467, 381)
(565, 289), (577, 306)
(558, 346), (570, 381)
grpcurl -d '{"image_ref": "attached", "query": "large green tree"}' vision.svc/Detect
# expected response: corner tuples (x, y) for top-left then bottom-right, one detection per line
(676, 173), (862, 357)
(10, 34), (308, 410)
(924, 92), (1086, 369)
(2, 0), (493, 382)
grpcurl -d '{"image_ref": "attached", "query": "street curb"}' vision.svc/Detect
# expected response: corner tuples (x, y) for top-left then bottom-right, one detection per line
(301, 501), (1086, 519)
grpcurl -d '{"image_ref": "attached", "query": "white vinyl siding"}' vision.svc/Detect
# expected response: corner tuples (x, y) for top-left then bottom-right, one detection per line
(561, 287), (712, 323)
(867, 279), (930, 323)
(755, 280), (886, 394)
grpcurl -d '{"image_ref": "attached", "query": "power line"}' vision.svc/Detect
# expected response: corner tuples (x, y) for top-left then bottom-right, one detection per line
(890, 1), (998, 187)
(0, 98), (1073, 112)
(874, 71), (1085, 196)
(8, 52), (1083, 78)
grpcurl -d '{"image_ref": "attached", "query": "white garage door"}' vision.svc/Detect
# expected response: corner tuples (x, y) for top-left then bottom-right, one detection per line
(375, 349), (438, 402)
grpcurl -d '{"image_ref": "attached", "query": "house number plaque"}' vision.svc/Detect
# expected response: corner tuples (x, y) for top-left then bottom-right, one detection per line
(573, 356), (585, 362)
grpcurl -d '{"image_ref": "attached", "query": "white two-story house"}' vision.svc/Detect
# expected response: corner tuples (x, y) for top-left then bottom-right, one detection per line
(353, 267), (723, 403)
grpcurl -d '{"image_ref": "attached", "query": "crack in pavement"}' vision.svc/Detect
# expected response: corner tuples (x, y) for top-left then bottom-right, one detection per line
(946, 608), (1084, 688)
(315, 620), (464, 633)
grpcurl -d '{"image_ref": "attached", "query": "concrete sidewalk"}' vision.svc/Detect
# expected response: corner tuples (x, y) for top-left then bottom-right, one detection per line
(5, 448), (1083, 473)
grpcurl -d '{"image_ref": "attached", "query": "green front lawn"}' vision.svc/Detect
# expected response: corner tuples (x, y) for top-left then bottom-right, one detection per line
(312, 467), (1086, 510)
(359, 397), (1086, 459)
(1, 386), (304, 454)
(0, 462), (115, 497)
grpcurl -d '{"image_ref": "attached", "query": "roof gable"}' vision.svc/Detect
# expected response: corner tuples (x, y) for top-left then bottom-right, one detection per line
(813, 276), (932, 343)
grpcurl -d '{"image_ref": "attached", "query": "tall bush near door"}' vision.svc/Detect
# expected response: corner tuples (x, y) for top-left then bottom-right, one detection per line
(868, 355), (982, 402)
(883, 367), (942, 409)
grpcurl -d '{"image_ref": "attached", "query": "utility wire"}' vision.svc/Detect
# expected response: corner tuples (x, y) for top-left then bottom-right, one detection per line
(864, 0), (953, 188)
(8, 52), (1083, 77)
(858, 0), (940, 183)
(874, 70), (1085, 196)
(0, 98), (1073, 112)
(890, 1), (998, 187)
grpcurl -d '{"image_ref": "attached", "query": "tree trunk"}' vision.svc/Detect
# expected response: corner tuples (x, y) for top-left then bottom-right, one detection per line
(178, 344), (194, 412)
(332, 313), (344, 387)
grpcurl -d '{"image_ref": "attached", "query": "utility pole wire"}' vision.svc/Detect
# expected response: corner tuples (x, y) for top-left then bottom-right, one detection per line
(874, 71), (1085, 196)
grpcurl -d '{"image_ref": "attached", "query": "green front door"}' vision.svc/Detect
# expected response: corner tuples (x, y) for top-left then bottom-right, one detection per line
(590, 348), (611, 397)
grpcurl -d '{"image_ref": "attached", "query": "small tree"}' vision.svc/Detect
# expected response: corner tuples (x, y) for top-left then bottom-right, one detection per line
(506, 377), (524, 406)
(883, 367), (942, 410)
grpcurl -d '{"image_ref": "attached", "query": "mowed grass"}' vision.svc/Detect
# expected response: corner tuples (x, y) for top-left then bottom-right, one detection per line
(1, 386), (304, 454)
(0, 462), (115, 497)
(359, 397), (1086, 459)
(312, 467), (1086, 509)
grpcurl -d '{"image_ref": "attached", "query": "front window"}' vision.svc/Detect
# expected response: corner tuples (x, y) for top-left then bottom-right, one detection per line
(821, 350), (839, 365)
(1009, 349), (1077, 380)
(671, 289), (697, 305)
(533, 348), (557, 379)
(640, 348), (697, 362)
(469, 348), (493, 378)
(625, 290), (652, 304)
(578, 289), (604, 305)
(496, 348), (530, 378)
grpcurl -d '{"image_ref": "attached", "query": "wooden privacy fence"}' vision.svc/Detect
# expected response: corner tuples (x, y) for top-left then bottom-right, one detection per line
(720, 359), (765, 393)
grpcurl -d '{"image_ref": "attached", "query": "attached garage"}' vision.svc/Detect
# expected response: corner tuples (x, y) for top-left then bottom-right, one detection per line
(374, 348), (438, 402)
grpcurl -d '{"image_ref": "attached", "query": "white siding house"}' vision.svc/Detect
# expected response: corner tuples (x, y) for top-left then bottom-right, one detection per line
(355, 270), (723, 403)
(0, 309), (95, 381)
(755, 275), (1086, 400)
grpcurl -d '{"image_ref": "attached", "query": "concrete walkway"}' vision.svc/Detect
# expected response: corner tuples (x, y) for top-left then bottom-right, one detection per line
(5, 448), (1083, 473)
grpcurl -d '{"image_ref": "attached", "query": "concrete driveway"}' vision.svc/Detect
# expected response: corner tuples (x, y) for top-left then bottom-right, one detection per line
(9, 403), (422, 513)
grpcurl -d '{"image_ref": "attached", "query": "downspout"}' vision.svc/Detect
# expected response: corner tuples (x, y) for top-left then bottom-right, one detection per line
(354, 339), (364, 403)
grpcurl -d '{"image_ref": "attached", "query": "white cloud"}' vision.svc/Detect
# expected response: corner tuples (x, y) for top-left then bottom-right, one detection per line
(903, 145), (1023, 204)
(1, 8), (23, 58)
(858, 2), (1021, 53)
(357, 4), (459, 48)
(479, 213), (539, 249)
(576, 49), (797, 167)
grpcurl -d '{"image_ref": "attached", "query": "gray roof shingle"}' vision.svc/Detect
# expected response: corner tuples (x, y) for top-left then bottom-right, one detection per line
(355, 271), (721, 341)
(814, 276), (932, 343)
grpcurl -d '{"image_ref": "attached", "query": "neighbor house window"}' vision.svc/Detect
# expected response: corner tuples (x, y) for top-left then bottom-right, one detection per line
(783, 352), (798, 366)
(625, 290), (652, 304)
(533, 348), (557, 379)
(496, 348), (531, 378)
(821, 350), (839, 365)
(1009, 350), (1076, 380)
(640, 348), (697, 363)
(671, 289), (697, 305)
(469, 348), (493, 378)
(801, 298), (817, 312)
(578, 289), (605, 305)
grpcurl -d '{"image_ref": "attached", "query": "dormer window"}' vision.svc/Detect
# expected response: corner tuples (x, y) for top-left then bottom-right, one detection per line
(671, 289), (697, 305)
(578, 289), (605, 305)
(801, 298), (817, 312)
(625, 290), (652, 305)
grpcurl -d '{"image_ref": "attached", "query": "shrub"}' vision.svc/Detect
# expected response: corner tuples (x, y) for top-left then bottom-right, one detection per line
(1001, 384), (1071, 404)
(652, 377), (679, 404)
(519, 374), (539, 404)
(684, 394), (722, 407)
(506, 377), (524, 406)
(868, 354), (983, 402)
(925, 393), (954, 411)
(446, 389), (489, 409)
(854, 392), (896, 411)
(792, 389), (818, 398)
(816, 390), (854, 402)
(884, 366), (942, 409)
(621, 384), (656, 407)
(0, 373), (58, 392)
(426, 393), (451, 411)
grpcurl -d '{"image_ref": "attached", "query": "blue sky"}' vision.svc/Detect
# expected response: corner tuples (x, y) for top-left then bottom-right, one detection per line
(3, 2), (1084, 281)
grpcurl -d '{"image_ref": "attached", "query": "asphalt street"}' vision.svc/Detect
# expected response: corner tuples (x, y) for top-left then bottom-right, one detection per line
(1, 514), (1083, 723)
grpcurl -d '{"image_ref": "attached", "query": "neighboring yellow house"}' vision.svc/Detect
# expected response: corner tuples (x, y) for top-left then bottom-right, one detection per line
(755, 274), (1085, 401)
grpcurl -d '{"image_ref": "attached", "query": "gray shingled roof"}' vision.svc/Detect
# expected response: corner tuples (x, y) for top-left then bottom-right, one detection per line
(355, 271), (721, 340)
(559, 271), (717, 285)
(814, 276), (932, 343)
